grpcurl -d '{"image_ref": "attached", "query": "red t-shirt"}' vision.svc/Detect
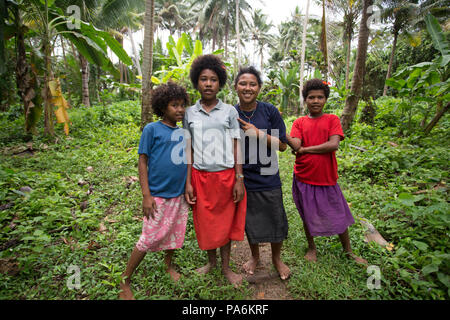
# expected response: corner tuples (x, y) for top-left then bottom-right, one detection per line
(290, 114), (344, 186)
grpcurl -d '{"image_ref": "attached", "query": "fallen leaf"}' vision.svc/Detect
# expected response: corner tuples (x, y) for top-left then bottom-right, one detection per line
(78, 179), (88, 186)
(87, 240), (101, 250)
(257, 291), (265, 299)
(104, 216), (118, 223)
(360, 218), (391, 248)
(0, 258), (20, 276)
(98, 222), (107, 233)
(388, 141), (399, 147)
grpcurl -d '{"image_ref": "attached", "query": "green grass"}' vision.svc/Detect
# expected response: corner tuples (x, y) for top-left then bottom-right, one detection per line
(0, 100), (448, 299)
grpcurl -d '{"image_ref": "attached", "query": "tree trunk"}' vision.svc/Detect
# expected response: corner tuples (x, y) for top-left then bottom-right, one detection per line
(129, 30), (142, 78)
(141, 0), (155, 131)
(224, 18), (229, 58)
(424, 101), (449, 135)
(43, 41), (54, 136)
(359, 98), (376, 125)
(299, 0), (311, 114)
(344, 28), (353, 90)
(320, 0), (328, 80)
(79, 53), (90, 107)
(383, 29), (398, 96)
(340, 0), (373, 131)
(260, 46), (264, 73)
(236, 0), (241, 68)
(15, 10), (37, 133)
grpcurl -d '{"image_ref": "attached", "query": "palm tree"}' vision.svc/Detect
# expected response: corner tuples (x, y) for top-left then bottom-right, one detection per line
(98, 0), (145, 85)
(340, 0), (374, 131)
(381, 0), (420, 96)
(55, 0), (100, 107)
(155, 0), (196, 36)
(15, 0), (131, 135)
(190, 0), (251, 58)
(141, 0), (155, 130)
(249, 9), (275, 72)
(326, 0), (363, 89)
(299, 1), (310, 112)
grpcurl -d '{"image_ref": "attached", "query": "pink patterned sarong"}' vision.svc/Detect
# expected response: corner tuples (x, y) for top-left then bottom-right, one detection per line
(135, 195), (189, 252)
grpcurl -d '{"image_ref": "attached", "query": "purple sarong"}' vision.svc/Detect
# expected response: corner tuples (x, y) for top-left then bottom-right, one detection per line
(292, 174), (354, 236)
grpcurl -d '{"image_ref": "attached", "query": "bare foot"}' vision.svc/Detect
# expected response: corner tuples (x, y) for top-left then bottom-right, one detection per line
(167, 266), (181, 282)
(119, 282), (135, 300)
(345, 252), (368, 266)
(223, 268), (243, 287)
(242, 257), (259, 275)
(196, 262), (216, 274)
(304, 249), (317, 262)
(273, 259), (291, 280)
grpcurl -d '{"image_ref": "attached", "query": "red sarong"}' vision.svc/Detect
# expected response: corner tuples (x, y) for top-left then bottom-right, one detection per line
(191, 168), (247, 250)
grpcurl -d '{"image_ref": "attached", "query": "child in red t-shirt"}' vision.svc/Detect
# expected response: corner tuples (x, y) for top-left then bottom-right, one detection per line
(286, 79), (367, 265)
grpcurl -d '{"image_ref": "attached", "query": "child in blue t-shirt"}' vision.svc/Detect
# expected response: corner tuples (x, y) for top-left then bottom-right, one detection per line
(119, 82), (189, 300)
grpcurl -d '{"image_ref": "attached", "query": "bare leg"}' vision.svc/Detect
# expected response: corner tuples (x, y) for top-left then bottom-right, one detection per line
(243, 242), (259, 275)
(220, 241), (243, 287)
(119, 246), (146, 300)
(271, 242), (291, 280)
(196, 249), (217, 274)
(338, 228), (368, 265)
(303, 222), (317, 262)
(164, 250), (181, 281)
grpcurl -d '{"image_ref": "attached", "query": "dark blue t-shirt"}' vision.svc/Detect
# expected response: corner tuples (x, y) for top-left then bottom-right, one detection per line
(234, 101), (287, 192)
(138, 121), (187, 198)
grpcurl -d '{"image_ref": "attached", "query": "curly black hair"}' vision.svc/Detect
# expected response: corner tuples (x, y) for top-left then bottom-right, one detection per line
(234, 66), (263, 87)
(189, 54), (227, 90)
(302, 78), (330, 100)
(151, 81), (189, 118)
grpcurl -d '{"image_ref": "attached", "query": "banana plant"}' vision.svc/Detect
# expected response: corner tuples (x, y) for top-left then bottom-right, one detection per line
(5, 0), (133, 135)
(276, 66), (299, 115)
(385, 14), (449, 134)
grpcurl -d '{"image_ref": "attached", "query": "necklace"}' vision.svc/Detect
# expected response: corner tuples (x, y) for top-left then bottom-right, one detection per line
(238, 103), (257, 123)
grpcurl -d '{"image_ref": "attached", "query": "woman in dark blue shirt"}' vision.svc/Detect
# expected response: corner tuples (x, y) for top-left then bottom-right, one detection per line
(234, 66), (290, 280)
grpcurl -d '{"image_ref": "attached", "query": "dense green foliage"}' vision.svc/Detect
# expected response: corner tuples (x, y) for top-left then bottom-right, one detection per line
(1, 97), (448, 299)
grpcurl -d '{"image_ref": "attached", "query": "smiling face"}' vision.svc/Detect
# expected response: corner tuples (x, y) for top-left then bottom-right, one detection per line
(163, 99), (185, 126)
(305, 89), (327, 117)
(197, 69), (220, 102)
(235, 73), (261, 108)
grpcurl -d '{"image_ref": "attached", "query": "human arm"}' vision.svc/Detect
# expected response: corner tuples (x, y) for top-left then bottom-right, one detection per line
(138, 154), (157, 219)
(286, 135), (302, 153)
(184, 138), (196, 205)
(233, 138), (245, 203)
(237, 118), (287, 152)
(296, 135), (341, 155)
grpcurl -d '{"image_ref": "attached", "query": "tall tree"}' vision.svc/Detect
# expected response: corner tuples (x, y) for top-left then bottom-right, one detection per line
(249, 9), (274, 72)
(381, 0), (419, 96)
(235, 0), (240, 67)
(191, 0), (251, 58)
(141, 0), (154, 130)
(319, 0), (329, 80)
(326, 0), (362, 89)
(340, 0), (373, 131)
(299, 0), (310, 112)
(55, 0), (101, 107)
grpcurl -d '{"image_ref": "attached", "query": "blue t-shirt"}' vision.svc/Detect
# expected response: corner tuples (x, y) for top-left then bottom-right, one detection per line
(234, 101), (287, 192)
(138, 121), (187, 198)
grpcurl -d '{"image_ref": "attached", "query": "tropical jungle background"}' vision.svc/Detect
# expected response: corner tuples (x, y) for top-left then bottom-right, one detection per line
(0, 0), (449, 300)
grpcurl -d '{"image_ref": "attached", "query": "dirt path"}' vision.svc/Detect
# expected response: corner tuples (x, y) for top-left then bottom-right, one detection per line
(231, 236), (293, 300)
